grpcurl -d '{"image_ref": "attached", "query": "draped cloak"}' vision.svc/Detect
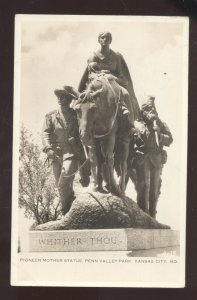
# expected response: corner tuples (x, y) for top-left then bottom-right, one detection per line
(78, 49), (140, 120)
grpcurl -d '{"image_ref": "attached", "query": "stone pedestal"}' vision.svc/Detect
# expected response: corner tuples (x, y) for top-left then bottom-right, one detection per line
(29, 229), (179, 252)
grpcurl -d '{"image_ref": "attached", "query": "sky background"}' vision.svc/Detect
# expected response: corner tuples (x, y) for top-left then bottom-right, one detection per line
(16, 16), (188, 231)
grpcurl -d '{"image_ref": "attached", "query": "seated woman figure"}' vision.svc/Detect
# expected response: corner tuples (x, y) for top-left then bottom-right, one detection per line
(79, 31), (140, 123)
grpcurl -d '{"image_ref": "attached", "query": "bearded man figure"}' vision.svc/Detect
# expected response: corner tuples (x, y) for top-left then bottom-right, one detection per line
(79, 31), (140, 124)
(133, 96), (173, 219)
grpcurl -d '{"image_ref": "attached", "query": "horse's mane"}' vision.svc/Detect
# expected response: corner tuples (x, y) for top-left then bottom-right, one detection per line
(78, 74), (113, 104)
(78, 89), (95, 104)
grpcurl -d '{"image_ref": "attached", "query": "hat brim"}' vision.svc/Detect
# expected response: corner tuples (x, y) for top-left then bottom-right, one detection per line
(54, 89), (73, 99)
(141, 96), (155, 110)
(63, 86), (79, 99)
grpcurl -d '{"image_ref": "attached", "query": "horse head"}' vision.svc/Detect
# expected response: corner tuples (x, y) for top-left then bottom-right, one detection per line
(71, 81), (103, 146)
(71, 74), (119, 146)
(72, 100), (97, 146)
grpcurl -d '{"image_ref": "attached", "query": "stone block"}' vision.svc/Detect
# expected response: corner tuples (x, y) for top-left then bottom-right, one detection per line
(29, 229), (179, 252)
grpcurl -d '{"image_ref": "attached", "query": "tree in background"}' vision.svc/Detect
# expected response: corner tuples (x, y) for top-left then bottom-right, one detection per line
(19, 125), (61, 224)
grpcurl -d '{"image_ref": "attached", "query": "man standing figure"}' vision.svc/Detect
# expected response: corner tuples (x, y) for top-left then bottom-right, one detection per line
(134, 96), (173, 218)
(79, 31), (140, 123)
(42, 86), (90, 215)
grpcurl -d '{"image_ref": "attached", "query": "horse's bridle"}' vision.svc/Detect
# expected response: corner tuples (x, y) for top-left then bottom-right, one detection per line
(93, 76), (121, 139)
(56, 77), (121, 178)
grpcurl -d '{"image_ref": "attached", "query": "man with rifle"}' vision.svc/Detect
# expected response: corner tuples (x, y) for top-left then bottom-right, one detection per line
(133, 95), (173, 219)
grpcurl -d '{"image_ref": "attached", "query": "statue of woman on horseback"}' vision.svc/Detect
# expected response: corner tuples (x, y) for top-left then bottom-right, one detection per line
(71, 32), (140, 195)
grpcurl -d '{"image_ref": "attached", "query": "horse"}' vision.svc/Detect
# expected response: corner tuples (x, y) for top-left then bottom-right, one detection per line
(71, 73), (132, 195)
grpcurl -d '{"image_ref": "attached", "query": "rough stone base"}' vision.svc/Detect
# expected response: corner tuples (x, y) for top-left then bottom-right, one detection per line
(35, 192), (170, 231)
(29, 229), (179, 252)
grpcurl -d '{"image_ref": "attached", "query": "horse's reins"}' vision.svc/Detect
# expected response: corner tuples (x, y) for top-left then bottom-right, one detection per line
(62, 155), (88, 178)
(94, 76), (121, 139)
(45, 147), (89, 178)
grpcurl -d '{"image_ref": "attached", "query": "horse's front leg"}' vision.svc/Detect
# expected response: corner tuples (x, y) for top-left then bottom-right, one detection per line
(119, 139), (130, 194)
(88, 146), (99, 192)
(101, 127), (122, 196)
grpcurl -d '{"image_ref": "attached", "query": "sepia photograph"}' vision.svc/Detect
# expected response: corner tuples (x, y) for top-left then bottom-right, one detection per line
(11, 15), (188, 287)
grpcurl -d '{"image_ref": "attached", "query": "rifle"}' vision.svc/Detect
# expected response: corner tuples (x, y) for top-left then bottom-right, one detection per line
(153, 120), (159, 147)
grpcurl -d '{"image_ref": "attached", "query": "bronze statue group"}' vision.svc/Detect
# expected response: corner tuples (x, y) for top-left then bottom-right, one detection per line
(42, 32), (173, 220)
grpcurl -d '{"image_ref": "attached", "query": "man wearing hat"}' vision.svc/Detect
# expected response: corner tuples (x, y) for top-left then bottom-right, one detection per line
(79, 31), (140, 122)
(42, 86), (90, 215)
(133, 96), (173, 219)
